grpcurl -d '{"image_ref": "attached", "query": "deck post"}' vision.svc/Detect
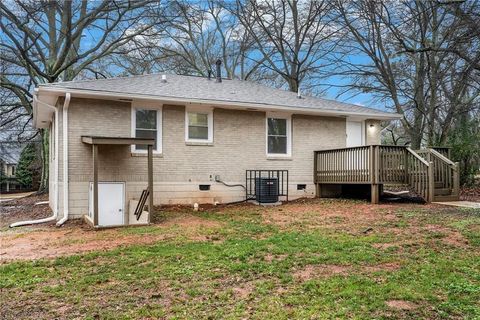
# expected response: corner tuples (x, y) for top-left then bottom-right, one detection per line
(371, 184), (379, 204)
(369, 146), (374, 184)
(453, 162), (460, 197)
(428, 161), (435, 202)
(369, 145), (379, 204)
(92, 144), (99, 226)
(147, 145), (153, 223)
(313, 151), (318, 197)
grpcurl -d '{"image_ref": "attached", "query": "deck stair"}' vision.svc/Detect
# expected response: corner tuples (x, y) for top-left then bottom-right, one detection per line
(314, 146), (459, 203)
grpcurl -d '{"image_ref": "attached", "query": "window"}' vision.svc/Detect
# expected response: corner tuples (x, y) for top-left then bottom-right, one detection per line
(185, 107), (213, 143)
(267, 115), (291, 156)
(11, 166), (15, 176)
(297, 184), (306, 190)
(131, 104), (162, 153)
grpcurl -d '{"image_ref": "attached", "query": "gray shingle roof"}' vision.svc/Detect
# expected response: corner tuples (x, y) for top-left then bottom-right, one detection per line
(42, 74), (398, 118)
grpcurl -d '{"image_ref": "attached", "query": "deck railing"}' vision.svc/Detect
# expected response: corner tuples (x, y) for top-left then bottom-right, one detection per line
(314, 145), (411, 185)
(406, 148), (433, 202)
(314, 146), (372, 183)
(314, 145), (441, 202)
(377, 146), (407, 184)
(416, 148), (459, 199)
(430, 146), (451, 159)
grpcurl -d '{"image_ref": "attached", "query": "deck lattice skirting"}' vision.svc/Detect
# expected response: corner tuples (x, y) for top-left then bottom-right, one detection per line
(313, 145), (459, 203)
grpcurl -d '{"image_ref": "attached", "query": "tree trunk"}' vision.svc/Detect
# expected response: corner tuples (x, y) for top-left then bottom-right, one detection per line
(38, 129), (49, 193)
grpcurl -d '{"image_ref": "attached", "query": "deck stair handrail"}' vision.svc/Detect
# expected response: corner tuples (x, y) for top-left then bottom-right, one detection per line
(405, 147), (434, 202)
(416, 148), (460, 199)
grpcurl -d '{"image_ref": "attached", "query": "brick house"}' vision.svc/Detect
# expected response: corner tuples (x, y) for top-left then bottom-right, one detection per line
(32, 71), (401, 228)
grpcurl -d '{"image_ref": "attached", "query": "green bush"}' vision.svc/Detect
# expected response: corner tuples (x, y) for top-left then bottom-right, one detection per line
(448, 116), (480, 186)
(15, 143), (42, 189)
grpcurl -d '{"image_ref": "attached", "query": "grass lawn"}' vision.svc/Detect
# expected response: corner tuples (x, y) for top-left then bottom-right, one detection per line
(1, 199), (479, 319)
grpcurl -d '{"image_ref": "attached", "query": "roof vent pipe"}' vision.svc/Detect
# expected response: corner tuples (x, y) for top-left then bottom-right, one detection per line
(297, 88), (301, 99)
(215, 59), (222, 83)
(161, 74), (167, 83)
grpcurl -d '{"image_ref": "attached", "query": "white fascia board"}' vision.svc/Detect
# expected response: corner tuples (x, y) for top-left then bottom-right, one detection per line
(33, 91), (58, 128)
(36, 86), (403, 121)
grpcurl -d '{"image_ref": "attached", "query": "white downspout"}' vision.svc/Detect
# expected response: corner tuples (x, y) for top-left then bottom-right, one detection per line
(54, 105), (59, 218)
(9, 96), (60, 227)
(56, 93), (71, 227)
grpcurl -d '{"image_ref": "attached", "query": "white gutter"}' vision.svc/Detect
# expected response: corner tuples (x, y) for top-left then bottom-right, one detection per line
(56, 93), (71, 227)
(9, 95), (59, 228)
(37, 86), (403, 121)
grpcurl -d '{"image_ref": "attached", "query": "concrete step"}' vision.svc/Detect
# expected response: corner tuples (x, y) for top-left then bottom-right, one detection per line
(434, 188), (453, 196)
(434, 195), (460, 202)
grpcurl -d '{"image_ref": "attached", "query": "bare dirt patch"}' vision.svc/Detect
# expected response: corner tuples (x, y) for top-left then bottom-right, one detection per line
(0, 193), (50, 228)
(424, 224), (469, 247)
(1, 225), (159, 262)
(264, 253), (288, 262)
(231, 282), (255, 299)
(1, 197), (473, 264)
(363, 262), (401, 273)
(1, 211), (222, 262)
(262, 198), (409, 236)
(386, 300), (417, 310)
(372, 243), (398, 250)
(293, 264), (350, 281)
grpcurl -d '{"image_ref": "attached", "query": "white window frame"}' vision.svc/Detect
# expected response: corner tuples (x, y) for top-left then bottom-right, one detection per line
(185, 106), (214, 143)
(266, 112), (292, 157)
(131, 101), (163, 154)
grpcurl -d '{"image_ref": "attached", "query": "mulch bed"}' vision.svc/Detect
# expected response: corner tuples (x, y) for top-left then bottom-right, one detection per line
(460, 186), (480, 202)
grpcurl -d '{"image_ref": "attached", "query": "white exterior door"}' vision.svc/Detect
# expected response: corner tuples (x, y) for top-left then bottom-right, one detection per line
(89, 182), (125, 226)
(346, 121), (364, 147)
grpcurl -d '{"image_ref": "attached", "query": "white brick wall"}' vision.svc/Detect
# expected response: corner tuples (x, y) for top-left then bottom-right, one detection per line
(51, 97), (365, 219)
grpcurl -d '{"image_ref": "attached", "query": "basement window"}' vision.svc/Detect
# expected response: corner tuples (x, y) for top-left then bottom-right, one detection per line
(297, 184), (307, 190)
(199, 184), (211, 191)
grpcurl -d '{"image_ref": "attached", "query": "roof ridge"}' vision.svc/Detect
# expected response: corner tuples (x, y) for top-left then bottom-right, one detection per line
(45, 73), (233, 86)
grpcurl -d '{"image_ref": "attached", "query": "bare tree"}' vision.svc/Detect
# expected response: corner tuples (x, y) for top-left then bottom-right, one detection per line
(0, 0), (164, 191)
(232, 0), (338, 93)
(333, 0), (479, 149)
(131, 0), (268, 81)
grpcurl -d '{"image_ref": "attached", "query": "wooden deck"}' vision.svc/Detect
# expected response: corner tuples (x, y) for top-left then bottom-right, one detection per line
(314, 146), (459, 203)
